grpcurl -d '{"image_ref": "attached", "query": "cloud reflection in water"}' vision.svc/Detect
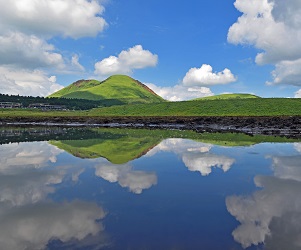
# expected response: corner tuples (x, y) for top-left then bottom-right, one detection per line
(94, 161), (157, 194)
(147, 138), (235, 176)
(0, 142), (108, 249)
(226, 146), (301, 249)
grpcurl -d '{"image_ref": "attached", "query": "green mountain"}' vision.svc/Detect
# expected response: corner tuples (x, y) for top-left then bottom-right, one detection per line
(48, 75), (164, 105)
(194, 93), (260, 100)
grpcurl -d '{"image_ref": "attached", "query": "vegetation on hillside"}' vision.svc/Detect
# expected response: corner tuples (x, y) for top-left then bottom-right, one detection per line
(1, 98), (301, 117)
(88, 98), (301, 117)
(194, 93), (260, 100)
(48, 75), (164, 105)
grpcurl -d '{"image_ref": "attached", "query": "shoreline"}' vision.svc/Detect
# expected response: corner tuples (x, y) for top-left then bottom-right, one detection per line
(1, 116), (300, 138)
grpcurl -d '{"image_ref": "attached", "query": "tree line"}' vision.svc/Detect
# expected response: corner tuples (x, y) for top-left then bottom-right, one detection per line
(0, 93), (103, 110)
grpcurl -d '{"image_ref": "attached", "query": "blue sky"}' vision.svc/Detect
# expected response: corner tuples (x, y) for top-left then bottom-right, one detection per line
(0, 0), (300, 100)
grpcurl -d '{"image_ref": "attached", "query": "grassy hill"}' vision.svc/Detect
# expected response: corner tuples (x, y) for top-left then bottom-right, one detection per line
(48, 75), (164, 105)
(87, 98), (301, 116)
(195, 93), (260, 100)
(1, 98), (301, 117)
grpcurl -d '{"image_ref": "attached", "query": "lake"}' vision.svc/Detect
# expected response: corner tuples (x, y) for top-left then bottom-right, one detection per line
(0, 127), (300, 250)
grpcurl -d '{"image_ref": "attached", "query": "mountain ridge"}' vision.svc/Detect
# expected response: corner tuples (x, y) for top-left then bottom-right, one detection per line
(48, 75), (164, 105)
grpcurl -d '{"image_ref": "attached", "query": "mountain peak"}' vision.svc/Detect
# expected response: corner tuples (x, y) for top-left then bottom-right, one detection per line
(48, 75), (164, 105)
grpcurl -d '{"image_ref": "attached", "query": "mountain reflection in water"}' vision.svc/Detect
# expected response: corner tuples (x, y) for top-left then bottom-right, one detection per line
(0, 127), (299, 249)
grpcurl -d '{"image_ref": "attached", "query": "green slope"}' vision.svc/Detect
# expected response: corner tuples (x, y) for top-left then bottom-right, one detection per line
(48, 75), (164, 105)
(87, 98), (301, 116)
(1, 98), (301, 117)
(194, 93), (260, 100)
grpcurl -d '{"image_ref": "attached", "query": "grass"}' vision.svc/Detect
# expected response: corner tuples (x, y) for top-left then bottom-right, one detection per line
(88, 98), (301, 117)
(194, 93), (260, 100)
(48, 75), (164, 104)
(0, 98), (301, 117)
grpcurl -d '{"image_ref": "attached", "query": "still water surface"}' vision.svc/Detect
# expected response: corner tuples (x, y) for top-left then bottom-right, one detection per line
(0, 127), (300, 250)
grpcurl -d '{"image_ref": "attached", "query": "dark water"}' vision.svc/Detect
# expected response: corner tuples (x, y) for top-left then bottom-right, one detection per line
(0, 127), (300, 250)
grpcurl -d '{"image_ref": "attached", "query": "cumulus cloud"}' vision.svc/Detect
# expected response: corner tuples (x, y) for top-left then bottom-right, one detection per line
(0, 0), (107, 38)
(95, 161), (157, 194)
(0, 0), (107, 96)
(145, 63), (235, 101)
(0, 32), (64, 69)
(267, 59), (301, 86)
(146, 83), (213, 101)
(182, 64), (237, 86)
(228, 0), (301, 85)
(0, 67), (64, 96)
(226, 151), (301, 249)
(94, 45), (158, 76)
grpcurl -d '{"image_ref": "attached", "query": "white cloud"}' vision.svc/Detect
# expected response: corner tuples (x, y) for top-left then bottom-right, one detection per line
(267, 59), (301, 86)
(71, 54), (85, 72)
(145, 63), (234, 101)
(228, 0), (301, 85)
(94, 45), (158, 76)
(295, 89), (301, 98)
(146, 83), (213, 101)
(0, 67), (64, 96)
(0, 0), (107, 39)
(182, 64), (237, 86)
(0, 0), (107, 96)
(0, 32), (64, 69)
